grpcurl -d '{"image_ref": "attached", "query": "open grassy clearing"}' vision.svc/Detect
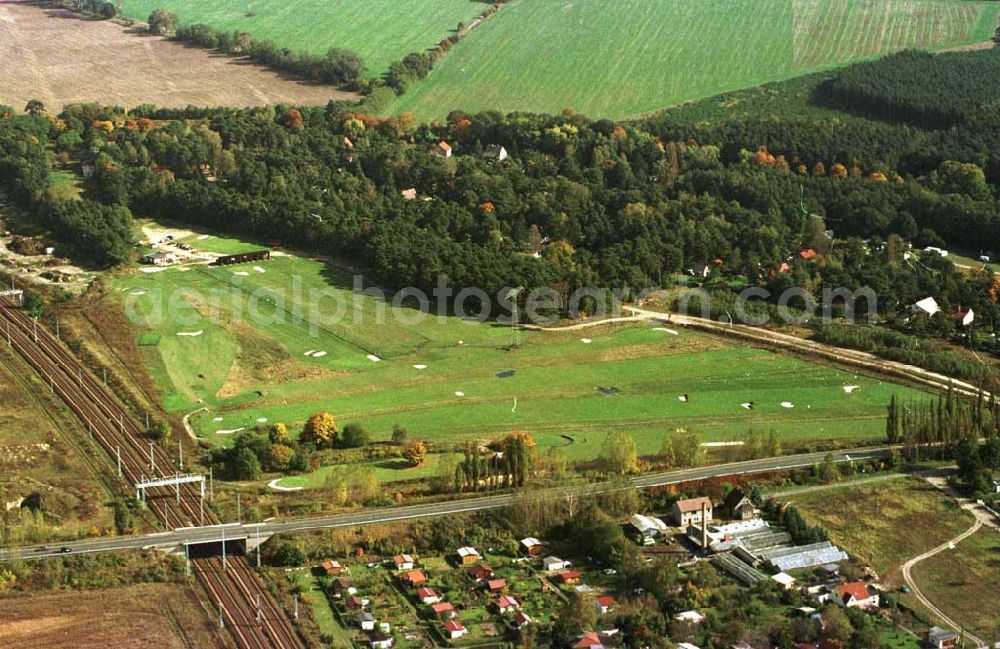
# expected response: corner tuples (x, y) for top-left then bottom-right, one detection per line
(792, 477), (972, 584)
(113, 229), (927, 474)
(118, 0), (485, 77)
(387, 0), (999, 120)
(0, 342), (113, 542)
(909, 526), (1000, 640)
(0, 1), (356, 110)
(0, 582), (223, 648)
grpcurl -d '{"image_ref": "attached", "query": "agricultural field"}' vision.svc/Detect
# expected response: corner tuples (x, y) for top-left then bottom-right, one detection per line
(0, 583), (224, 648)
(112, 227), (926, 478)
(388, 0), (1000, 120)
(118, 0), (485, 77)
(0, 342), (113, 543)
(792, 477), (972, 582)
(0, 1), (356, 111)
(909, 526), (1000, 640)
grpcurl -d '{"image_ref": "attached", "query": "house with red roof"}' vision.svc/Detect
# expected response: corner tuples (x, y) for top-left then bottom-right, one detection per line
(575, 632), (605, 649)
(557, 570), (582, 585)
(468, 564), (494, 582)
(434, 141), (453, 158)
(800, 249), (818, 261)
(320, 559), (345, 575)
(487, 578), (507, 593)
(513, 611), (534, 628)
(444, 620), (468, 639)
(401, 570), (427, 586)
(497, 595), (520, 614)
(595, 596), (615, 614)
(670, 496), (713, 527)
(393, 554), (415, 571)
(417, 587), (440, 605)
(431, 602), (456, 619)
(837, 582), (878, 609)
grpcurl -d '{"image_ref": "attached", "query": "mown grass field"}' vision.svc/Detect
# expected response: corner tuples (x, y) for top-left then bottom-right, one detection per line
(114, 229), (926, 472)
(117, 0), (485, 77)
(388, 0), (999, 120)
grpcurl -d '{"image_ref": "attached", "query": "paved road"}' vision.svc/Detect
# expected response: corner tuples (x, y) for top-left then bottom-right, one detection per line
(0, 446), (890, 562)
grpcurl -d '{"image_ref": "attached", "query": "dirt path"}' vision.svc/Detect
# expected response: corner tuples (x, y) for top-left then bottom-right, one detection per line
(901, 520), (985, 647)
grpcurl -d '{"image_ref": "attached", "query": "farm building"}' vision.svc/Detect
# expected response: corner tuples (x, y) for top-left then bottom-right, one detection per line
(757, 541), (849, 572)
(771, 572), (797, 590)
(484, 144), (508, 161)
(721, 489), (756, 520)
(925, 627), (960, 649)
(456, 546), (481, 564)
(629, 513), (668, 544)
(213, 250), (270, 266)
(520, 537), (544, 555)
(671, 496), (713, 527)
(542, 556), (571, 572)
(142, 251), (176, 266)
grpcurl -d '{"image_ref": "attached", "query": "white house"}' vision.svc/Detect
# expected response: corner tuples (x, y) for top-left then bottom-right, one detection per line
(670, 497), (713, 527)
(955, 309), (975, 327)
(674, 610), (705, 624)
(417, 587), (440, 605)
(444, 621), (468, 639)
(484, 144), (508, 162)
(837, 582), (879, 609)
(543, 556), (571, 572)
(393, 554), (415, 571)
(913, 297), (941, 317)
(357, 612), (376, 631)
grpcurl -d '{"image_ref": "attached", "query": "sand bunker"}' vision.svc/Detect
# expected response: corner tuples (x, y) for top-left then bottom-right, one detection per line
(311, 351), (328, 358)
(234, 271), (250, 277)
(140, 267), (167, 274)
(413, 364), (427, 370)
(253, 266), (266, 273)
(652, 327), (679, 335)
(580, 338), (592, 344)
(454, 391), (465, 397)
(303, 350), (316, 356)
(701, 441), (745, 447)
(130, 290), (147, 296)
(268, 478), (303, 492)
(843, 385), (860, 394)
(256, 417), (268, 423)
(197, 235), (210, 240)
(212, 417), (224, 422)
(780, 401), (794, 408)
(677, 395), (688, 402)
(741, 402), (754, 410)
(177, 330), (203, 337)
(216, 427), (245, 435)
(367, 354), (381, 362)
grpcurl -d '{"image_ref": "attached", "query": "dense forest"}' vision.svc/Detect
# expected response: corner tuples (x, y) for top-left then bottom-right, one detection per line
(0, 49), (998, 367)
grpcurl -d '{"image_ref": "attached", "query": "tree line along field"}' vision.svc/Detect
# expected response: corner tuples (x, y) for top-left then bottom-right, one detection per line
(117, 0), (486, 77)
(113, 228), (926, 469)
(387, 0), (999, 120)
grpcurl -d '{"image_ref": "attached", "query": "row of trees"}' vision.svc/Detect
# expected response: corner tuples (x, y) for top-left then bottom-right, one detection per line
(454, 432), (536, 491)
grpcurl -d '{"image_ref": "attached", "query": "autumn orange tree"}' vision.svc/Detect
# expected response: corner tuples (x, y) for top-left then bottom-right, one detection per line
(301, 412), (338, 447)
(402, 440), (428, 467)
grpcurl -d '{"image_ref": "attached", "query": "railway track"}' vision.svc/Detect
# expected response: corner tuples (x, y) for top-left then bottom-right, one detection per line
(0, 300), (303, 649)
